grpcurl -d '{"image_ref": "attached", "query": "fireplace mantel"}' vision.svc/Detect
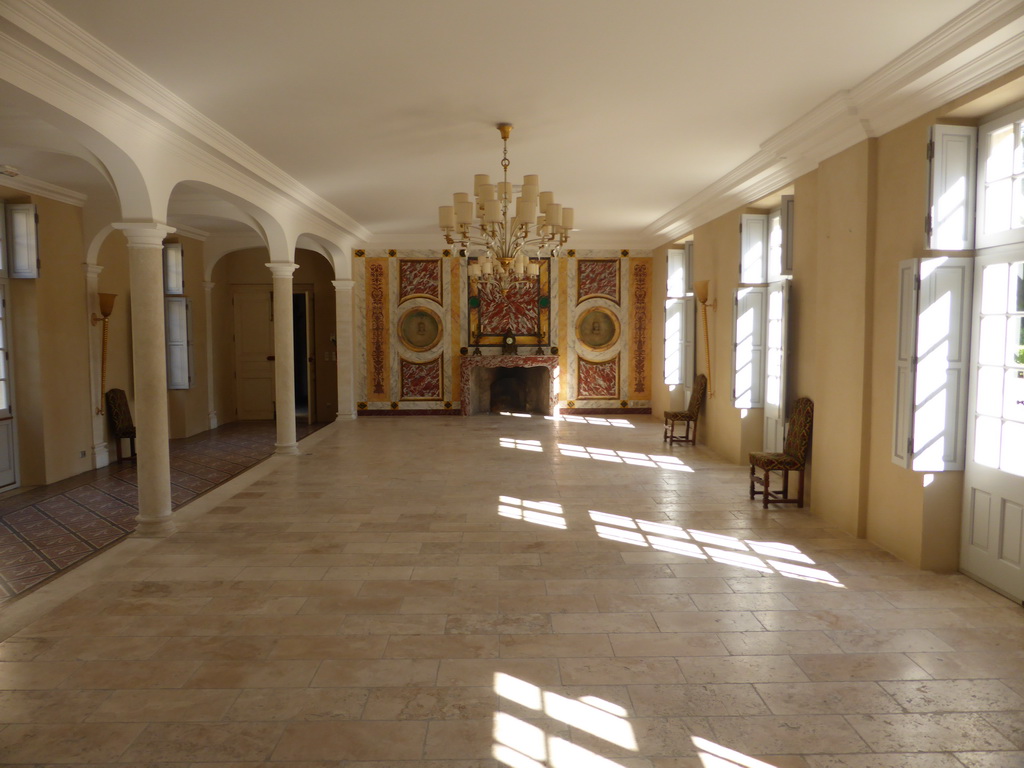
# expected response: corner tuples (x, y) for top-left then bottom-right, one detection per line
(460, 355), (560, 416)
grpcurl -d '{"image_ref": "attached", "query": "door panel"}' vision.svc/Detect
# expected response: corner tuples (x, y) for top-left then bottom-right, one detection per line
(961, 246), (1024, 602)
(233, 287), (274, 420)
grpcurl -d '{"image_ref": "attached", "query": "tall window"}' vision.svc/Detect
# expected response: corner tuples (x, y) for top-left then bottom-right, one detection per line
(163, 242), (192, 390)
(664, 243), (695, 392)
(978, 107), (1024, 248)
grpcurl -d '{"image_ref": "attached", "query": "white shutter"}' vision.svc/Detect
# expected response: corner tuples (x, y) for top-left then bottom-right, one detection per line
(740, 213), (768, 284)
(734, 286), (766, 409)
(763, 281), (790, 451)
(0, 201), (6, 278)
(6, 203), (38, 278)
(929, 124), (977, 251)
(892, 256), (974, 470)
(163, 242), (184, 295)
(165, 296), (192, 390)
(664, 296), (696, 389)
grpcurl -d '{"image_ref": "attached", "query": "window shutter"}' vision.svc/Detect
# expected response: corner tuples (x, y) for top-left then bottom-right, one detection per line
(733, 285), (766, 409)
(0, 201), (6, 278)
(163, 242), (184, 295)
(165, 296), (192, 390)
(892, 256), (974, 470)
(781, 195), (795, 276)
(740, 213), (768, 284)
(929, 124), (977, 250)
(6, 203), (39, 278)
(763, 281), (790, 451)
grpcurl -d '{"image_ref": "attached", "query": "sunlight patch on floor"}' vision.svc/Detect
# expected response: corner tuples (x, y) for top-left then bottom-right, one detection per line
(498, 496), (566, 529)
(557, 443), (693, 471)
(494, 673), (637, 768)
(693, 736), (780, 767)
(544, 414), (636, 428)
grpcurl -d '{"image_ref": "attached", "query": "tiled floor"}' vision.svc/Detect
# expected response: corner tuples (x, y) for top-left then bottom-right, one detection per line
(0, 420), (321, 601)
(0, 413), (1021, 767)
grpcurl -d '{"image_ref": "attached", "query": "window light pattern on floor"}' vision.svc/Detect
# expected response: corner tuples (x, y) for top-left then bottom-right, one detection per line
(590, 511), (844, 588)
(498, 435), (692, 471)
(498, 497), (566, 529)
(494, 673), (637, 768)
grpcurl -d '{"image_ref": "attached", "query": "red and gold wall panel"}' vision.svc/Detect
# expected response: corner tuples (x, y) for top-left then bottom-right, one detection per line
(629, 257), (652, 400)
(401, 356), (443, 401)
(365, 258), (390, 402)
(577, 259), (620, 305)
(399, 259), (442, 305)
(577, 355), (619, 399)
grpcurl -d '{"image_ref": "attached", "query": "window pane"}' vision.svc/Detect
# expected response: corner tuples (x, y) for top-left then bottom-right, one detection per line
(977, 366), (1004, 417)
(1015, 122), (1024, 175)
(1014, 262), (1024, 313)
(985, 179), (1012, 234)
(1009, 316), (1024, 367)
(982, 263), (1009, 314)
(979, 316), (1006, 365)
(975, 415), (1002, 468)
(1001, 420), (1024, 477)
(1014, 177), (1024, 231)
(1006, 370), (1024, 424)
(986, 124), (1014, 182)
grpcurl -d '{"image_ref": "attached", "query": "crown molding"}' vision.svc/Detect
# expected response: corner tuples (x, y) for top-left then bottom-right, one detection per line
(171, 224), (210, 241)
(646, 0), (1024, 244)
(0, 0), (372, 243)
(0, 171), (86, 205)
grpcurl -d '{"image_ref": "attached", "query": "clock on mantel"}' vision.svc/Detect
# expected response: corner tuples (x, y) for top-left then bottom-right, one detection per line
(501, 329), (517, 355)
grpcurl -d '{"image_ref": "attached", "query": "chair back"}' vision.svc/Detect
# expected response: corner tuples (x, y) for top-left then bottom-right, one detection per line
(687, 374), (708, 415)
(783, 397), (813, 461)
(105, 389), (135, 437)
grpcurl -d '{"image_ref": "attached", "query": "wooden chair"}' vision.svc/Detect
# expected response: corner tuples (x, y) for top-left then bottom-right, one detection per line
(663, 374), (707, 445)
(105, 389), (136, 462)
(749, 396), (813, 508)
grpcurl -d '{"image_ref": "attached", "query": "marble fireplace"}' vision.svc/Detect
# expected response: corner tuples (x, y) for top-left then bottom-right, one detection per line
(460, 355), (560, 416)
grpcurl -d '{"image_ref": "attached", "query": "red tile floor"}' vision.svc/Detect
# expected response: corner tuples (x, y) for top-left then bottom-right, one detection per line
(0, 421), (322, 602)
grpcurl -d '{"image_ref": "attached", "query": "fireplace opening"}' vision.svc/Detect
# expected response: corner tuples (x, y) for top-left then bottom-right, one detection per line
(469, 365), (552, 415)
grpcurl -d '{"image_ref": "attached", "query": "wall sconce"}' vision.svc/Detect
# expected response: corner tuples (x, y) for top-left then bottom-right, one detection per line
(692, 280), (716, 396)
(91, 293), (116, 414)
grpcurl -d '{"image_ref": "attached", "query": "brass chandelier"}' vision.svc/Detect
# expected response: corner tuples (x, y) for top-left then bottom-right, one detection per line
(438, 123), (573, 292)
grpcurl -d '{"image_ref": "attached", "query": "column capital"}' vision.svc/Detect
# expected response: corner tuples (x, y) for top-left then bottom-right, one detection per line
(112, 222), (176, 247)
(266, 262), (299, 279)
(202, 281), (215, 291)
(83, 263), (104, 278)
(332, 278), (355, 291)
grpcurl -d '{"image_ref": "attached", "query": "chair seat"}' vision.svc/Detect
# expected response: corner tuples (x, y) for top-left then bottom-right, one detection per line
(663, 409), (696, 421)
(749, 451), (804, 471)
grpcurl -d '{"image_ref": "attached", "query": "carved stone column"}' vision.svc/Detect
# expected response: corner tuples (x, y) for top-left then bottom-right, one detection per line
(332, 279), (356, 420)
(113, 222), (175, 537)
(267, 262), (299, 454)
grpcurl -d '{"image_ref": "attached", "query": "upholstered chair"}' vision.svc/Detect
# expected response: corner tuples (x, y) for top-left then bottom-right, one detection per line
(749, 396), (814, 508)
(663, 373), (708, 445)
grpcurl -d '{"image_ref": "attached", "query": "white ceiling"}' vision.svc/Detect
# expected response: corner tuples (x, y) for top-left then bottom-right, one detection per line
(1, 0), (1009, 247)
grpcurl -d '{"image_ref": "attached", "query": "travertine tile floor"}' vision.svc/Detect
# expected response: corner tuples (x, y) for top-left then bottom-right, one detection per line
(0, 413), (1022, 767)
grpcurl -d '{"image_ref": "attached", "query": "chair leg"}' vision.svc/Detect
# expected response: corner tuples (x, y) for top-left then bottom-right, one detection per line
(782, 470), (790, 499)
(749, 464), (756, 499)
(796, 468), (805, 508)
(762, 468), (770, 509)
(129, 437), (136, 460)
(115, 437), (123, 462)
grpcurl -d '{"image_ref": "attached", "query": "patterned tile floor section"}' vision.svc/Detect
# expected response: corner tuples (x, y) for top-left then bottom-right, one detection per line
(0, 420), (321, 602)
(0, 414), (1021, 766)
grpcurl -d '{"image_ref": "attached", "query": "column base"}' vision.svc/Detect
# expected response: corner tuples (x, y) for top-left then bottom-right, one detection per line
(133, 515), (176, 538)
(275, 443), (300, 455)
(208, 411), (219, 430)
(336, 411), (357, 420)
(92, 441), (110, 469)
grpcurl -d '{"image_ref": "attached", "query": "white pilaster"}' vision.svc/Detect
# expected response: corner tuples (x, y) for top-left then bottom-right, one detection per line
(83, 263), (111, 468)
(114, 222), (176, 537)
(202, 281), (218, 429)
(267, 262), (299, 454)
(332, 278), (356, 420)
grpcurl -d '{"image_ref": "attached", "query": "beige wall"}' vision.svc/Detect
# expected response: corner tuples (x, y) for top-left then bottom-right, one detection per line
(1, 192), (93, 485)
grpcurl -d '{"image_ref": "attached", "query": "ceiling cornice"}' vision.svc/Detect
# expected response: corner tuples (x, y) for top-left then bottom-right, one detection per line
(647, 0), (1024, 244)
(0, 0), (372, 242)
(0, 171), (86, 205)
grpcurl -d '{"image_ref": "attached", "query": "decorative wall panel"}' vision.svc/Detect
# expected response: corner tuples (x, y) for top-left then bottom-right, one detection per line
(401, 356), (443, 400)
(576, 307), (620, 351)
(366, 259), (389, 400)
(577, 259), (620, 305)
(469, 259), (550, 346)
(629, 258), (652, 399)
(397, 307), (442, 352)
(399, 259), (442, 304)
(577, 355), (619, 399)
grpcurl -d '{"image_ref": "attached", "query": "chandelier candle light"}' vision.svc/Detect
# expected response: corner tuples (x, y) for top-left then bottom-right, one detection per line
(439, 123), (573, 293)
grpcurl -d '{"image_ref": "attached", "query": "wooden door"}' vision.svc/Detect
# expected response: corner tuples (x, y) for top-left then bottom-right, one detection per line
(233, 286), (275, 420)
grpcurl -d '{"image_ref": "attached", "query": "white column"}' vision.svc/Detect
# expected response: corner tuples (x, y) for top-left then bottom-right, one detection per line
(202, 281), (218, 429)
(267, 262), (299, 454)
(83, 263), (111, 468)
(332, 278), (356, 420)
(113, 222), (176, 537)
